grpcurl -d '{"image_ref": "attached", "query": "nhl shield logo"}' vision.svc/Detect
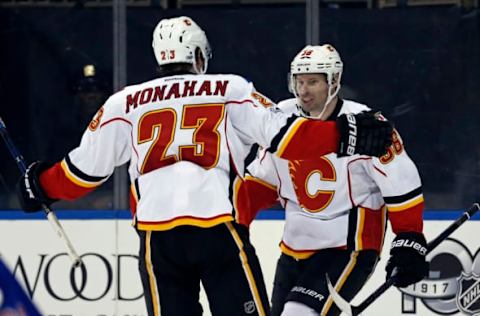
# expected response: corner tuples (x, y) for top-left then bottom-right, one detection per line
(456, 272), (480, 315)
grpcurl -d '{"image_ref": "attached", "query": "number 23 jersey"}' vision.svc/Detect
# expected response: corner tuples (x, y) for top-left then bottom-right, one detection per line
(38, 74), (341, 231)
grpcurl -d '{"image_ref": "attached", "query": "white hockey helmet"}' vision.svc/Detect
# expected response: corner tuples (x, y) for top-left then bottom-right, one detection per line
(152, 16), (212, 74)
(289, 44), (343, 107)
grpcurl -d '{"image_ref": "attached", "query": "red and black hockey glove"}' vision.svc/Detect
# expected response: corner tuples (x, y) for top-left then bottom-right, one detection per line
(385, 232), (429, 288)
(16, 161), (57, 212)
(337, 110), (393, 157)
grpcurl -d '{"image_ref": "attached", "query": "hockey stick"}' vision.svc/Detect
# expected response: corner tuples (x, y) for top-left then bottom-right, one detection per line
(327, 202), (480, 316)
(0, 116), (82, 267)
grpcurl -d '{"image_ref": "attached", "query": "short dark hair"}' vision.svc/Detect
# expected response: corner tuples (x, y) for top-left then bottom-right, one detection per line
(157, 63), (195, 76)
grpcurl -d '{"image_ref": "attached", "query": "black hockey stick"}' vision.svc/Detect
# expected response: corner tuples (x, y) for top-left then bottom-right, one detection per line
(327, 202), (480, 316)
(0, 116), (82, 267)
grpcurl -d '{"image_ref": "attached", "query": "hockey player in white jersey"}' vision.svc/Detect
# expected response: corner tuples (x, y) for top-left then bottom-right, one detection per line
(16, 18), (393, 316)
(240, 44), (429, 316)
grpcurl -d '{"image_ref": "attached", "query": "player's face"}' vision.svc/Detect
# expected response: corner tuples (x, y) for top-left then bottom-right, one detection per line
(295, 73), (329, 114)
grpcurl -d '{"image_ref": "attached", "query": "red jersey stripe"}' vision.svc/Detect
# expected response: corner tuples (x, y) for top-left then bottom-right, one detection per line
(40, 162), (96, 200)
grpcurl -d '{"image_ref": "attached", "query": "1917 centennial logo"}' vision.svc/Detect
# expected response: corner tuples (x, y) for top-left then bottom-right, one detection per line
(399, 238), (480, 315)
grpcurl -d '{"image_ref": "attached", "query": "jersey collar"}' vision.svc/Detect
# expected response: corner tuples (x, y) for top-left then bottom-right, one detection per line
(326, 98), (343, 121)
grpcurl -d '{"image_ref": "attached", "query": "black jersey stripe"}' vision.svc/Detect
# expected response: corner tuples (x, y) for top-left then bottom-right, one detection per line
(383, 187), (423, 205)
(266, 115), (299, 154)
(134, 178), (141, 201)
(228, 155), (237, 218)
(347, 206), (358, 251)
(65, 154), (108, 183)
(244, 143), (259, 174)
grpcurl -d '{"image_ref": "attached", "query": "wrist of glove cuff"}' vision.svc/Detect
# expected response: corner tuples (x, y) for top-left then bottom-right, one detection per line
(336, 110), (393, 157)
(16, 161), (57, 212)
(386, 232), (429, 288)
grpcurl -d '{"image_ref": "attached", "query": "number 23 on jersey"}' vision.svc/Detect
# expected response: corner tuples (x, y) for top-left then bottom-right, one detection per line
(137, 103), (225, 174)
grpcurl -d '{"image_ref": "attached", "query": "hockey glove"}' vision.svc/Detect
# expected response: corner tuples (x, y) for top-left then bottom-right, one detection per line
(337, 110), (393, 157)
(16, 161), (57, 212)
(385, 232), (429, 288)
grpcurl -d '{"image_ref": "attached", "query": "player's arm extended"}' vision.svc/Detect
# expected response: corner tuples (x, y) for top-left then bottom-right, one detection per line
(39, 98), (132, 201)
(370, 129), (429, 288)
(226, 82), (392, 160)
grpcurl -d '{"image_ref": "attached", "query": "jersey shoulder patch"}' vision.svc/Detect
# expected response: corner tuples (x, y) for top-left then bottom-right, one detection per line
(251, 91), (273, 108)
(88, 106), (105, 131)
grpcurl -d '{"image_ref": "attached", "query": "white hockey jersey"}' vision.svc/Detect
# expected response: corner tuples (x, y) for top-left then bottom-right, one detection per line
(245, 98), (425, 259)
(39, 74), (342, 231)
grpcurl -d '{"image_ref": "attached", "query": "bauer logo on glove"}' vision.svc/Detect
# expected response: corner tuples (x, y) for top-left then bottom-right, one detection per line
(337, 110), (393, 157)
(386, 232), (429, 288)
(345, 114), (357, 156)
(391, 238), (427, 256)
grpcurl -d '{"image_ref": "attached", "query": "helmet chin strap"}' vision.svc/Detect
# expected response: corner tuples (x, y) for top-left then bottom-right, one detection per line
(298, 83), (341, 120)
(201, 58), (209, 74)
(191, 61), (201, 74)
(192, 52), (208, 74)
(317, 83), (341, 119)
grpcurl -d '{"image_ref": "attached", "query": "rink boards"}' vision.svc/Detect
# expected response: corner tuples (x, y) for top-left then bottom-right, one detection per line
(0, 210), (479, 316)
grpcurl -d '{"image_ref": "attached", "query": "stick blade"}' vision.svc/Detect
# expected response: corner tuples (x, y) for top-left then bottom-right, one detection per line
(326, 273), (354, 316)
